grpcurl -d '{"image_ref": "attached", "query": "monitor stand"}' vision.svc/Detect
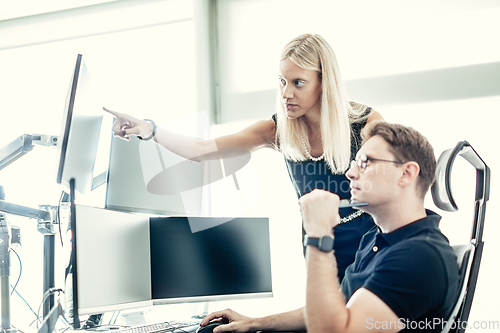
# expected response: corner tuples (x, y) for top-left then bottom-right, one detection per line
(191, 302), (210, 320)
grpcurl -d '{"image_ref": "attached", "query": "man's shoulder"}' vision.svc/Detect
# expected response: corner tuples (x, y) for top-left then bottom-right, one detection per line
(388, 229), (456, 263)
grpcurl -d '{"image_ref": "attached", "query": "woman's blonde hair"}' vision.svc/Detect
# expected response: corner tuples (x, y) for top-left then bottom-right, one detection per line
(275, 33), (369, 173)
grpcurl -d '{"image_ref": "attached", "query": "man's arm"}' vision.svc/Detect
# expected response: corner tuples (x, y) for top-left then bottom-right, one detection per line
(200, 307), (306, 333)
(253, 307), (307, 332)
(305, 246), (400, 333)
(300, 189), (400, 333)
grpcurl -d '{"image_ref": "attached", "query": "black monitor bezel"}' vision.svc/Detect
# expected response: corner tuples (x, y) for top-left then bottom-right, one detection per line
(56, 54), (82, 186)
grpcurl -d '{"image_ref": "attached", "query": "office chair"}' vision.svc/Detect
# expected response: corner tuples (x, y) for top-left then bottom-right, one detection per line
(431, 141), (490, 333)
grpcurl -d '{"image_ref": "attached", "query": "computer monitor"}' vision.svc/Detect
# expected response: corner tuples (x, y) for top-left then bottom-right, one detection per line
(150, 216), (273, 304)
(73, 205), (152, 316)
(55, 53), (104, 195)
(104, 111), (215, 217)
(71, 205), (272, 317)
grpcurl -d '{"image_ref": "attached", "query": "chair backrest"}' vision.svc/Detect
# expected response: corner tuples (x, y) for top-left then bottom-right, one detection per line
(432, 141), (490, 333)
(440, 244), (474, 333)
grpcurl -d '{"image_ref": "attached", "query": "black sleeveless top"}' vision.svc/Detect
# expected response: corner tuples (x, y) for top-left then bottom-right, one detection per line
(272, 109), (375, 282)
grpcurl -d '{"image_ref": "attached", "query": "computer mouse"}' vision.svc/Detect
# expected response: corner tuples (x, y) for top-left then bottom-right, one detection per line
(196, 320), (228, 333)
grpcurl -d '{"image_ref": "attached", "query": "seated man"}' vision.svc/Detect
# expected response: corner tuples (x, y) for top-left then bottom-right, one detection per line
(199, 122), (459, 333)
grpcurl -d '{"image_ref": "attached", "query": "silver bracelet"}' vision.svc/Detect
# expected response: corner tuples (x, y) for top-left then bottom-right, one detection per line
(138, 119), (157, 141)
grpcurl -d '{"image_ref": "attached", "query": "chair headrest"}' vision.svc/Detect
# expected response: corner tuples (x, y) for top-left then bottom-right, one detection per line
(431, 141), (490, 212)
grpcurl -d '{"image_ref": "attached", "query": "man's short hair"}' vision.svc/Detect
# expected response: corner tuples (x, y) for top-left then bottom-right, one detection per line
(362, 122), (436, 199)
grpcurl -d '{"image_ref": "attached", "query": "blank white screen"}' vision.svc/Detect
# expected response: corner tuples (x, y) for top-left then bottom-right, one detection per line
(75, 205), (152, 315)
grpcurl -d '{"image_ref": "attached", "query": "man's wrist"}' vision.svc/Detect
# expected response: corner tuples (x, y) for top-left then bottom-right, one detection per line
(303, 234), (335, 252)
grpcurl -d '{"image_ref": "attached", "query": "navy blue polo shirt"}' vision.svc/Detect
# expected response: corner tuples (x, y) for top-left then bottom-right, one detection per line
(341, 210), (460, 332)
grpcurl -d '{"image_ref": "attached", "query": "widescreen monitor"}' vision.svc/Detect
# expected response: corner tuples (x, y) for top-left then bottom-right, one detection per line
(150, 216), (273, 304)
(72, 205), (272, 318)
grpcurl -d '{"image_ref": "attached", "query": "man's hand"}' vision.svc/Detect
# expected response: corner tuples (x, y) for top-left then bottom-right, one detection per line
(200, 308), (257, 333)
(299, 189), (341, 236)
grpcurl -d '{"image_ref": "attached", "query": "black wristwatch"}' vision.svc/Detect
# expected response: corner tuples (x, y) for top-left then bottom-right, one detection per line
(303, 235), (335, 252)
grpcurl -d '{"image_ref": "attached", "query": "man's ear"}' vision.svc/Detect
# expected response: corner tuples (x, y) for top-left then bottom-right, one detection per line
(399, 161), (420, 188)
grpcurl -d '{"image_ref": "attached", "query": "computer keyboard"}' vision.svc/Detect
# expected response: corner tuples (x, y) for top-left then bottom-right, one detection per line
(109, 320), (200, 333)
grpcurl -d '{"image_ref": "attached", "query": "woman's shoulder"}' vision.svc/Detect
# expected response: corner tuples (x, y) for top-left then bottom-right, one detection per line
(250, 117), (278, 143)
(248, 117), (277, 136)
(358, 109), (384, 139)
(366, 109), (384, 124)
(350, 105), (384, 127)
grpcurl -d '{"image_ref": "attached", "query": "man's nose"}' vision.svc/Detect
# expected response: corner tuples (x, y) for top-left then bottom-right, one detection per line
(346, 162), (359, 180)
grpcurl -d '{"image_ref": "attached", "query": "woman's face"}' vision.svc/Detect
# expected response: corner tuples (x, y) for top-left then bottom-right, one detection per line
(279, 58), (322, 119)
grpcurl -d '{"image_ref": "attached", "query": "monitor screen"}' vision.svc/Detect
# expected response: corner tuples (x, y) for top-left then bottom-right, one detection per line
(73, 205), (152, 316)
(55, 54), (104, 195)
(150, 217), (273, 304)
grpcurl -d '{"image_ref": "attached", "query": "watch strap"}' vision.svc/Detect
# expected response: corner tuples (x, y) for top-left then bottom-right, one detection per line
(303, 234), (335, 252)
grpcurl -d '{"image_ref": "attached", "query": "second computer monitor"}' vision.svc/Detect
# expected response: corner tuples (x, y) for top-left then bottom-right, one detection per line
(150, 216), (273, 304)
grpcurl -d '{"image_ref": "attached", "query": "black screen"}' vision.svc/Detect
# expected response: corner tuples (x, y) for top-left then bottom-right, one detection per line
(150, 217), (272, 300)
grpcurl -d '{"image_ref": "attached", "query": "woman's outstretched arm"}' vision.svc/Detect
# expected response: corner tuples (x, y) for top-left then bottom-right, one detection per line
(104, 107), (276, 162)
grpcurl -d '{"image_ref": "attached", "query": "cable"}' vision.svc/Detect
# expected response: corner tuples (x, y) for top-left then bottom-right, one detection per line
(12, 325), (25, 333)
(108, 311), (117, 325)
(36, 288), (65, 330)
(112, 311), (122, 325)
(59, 327), (71, 333)
(12, 288), (38, 319)
(8, 246), (41, 324)
(9, 246), (22, 295)
(29, 316), (41, 327)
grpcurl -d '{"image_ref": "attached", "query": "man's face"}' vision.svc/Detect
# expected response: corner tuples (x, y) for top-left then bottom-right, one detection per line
(346, 135), (404, 208)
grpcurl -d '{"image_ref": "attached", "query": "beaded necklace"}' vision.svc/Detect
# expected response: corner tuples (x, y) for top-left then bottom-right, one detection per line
(301, 134), (325, 162)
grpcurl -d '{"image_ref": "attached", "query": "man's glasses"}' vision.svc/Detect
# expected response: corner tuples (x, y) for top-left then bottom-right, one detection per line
(350, 154), (404, 173)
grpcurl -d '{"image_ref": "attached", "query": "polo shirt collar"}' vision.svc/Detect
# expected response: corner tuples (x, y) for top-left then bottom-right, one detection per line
(376, 209), (441, 246)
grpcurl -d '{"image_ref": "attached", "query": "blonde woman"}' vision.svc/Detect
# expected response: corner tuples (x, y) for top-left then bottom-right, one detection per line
(104, 33), (383, 284)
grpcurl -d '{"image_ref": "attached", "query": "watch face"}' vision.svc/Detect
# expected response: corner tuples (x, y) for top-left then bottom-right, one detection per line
(319, 236), (334, 252)
(304, 235), (334, 252)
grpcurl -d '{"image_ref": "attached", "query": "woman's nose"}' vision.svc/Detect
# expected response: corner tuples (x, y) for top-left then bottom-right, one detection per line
(281, 84), (293, 99)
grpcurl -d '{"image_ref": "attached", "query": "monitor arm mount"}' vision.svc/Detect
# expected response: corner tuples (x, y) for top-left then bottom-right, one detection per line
(0, 134), (64, 333)
(0, 134), (58, 170)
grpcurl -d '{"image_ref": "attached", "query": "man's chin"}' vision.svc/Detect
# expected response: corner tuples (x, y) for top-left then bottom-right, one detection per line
(351, 198), (370, 209)
(350, 197), (362, 204)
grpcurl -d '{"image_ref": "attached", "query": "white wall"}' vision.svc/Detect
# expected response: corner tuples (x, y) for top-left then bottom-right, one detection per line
(216, 0), (500, 122)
